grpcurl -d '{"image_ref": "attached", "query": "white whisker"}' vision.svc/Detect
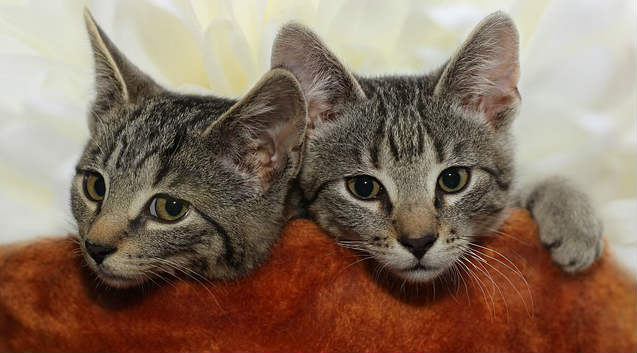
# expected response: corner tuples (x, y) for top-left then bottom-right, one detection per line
(468, 243), (534, 315)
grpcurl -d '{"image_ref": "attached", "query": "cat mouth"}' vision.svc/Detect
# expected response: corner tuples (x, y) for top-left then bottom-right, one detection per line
(94, 269), (144, 288)
(395, 263), (445, 282)
(402, 264), (437, 272)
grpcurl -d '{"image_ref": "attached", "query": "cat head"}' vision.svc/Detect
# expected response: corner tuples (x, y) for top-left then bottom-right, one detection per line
(272, 12), (519, 282)
(72, 11), (306, 288)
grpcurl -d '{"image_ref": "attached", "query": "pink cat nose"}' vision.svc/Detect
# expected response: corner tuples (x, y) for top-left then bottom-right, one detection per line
(399, 233), (438, 259)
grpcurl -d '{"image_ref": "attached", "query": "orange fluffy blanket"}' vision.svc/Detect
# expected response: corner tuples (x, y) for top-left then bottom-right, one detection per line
(0, 209), (635, 352)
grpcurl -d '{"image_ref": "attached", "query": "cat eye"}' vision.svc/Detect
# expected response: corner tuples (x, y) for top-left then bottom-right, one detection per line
(437, 167), (470, 193)
(346, 175), (383, 200)
(149, 195), (189, 222)
(84, 172), (106, 201)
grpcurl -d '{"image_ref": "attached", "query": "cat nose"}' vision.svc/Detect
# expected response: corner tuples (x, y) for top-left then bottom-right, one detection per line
(85, 240), (117, 265)
(399, 233), (438, 259)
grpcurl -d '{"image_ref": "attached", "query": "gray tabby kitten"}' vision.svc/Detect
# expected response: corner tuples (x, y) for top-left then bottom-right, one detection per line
(71, 11), (306, 288)
(272, 12), (603, 283)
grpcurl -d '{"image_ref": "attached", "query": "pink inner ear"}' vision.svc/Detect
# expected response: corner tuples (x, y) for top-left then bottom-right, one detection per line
(272, 24), (366, 130)
(479, 55), (520, 123)
(437, 13), (521, 127)
(481, 28), (520, 124)
(449, 60), (518, 129)
(478, 57), (520, 124)
(478, 86), (520, 125)
(255, 120), (303, 191)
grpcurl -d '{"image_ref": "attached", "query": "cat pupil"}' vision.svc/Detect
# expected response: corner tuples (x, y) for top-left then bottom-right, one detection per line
(355, 177), (374, 197)
(94, 176), (105, 197)
(165, 198), (183, 217)
(442, 170), (460, 189)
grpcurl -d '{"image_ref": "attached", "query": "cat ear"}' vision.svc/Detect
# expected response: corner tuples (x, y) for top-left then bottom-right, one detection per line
(271, 22), (366, 128)
(84, 10), (162, 116)
(434, 11), (520, 130)
(203, 69), (307, 191)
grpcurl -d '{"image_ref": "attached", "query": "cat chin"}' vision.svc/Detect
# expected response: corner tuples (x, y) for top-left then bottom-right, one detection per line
(394, 265), (446, 283)
(89, 266), (146, 289)
(96, 271), (145, 288)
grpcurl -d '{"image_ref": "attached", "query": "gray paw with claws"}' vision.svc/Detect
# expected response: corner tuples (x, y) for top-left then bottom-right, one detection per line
(517, 177), (604, 273)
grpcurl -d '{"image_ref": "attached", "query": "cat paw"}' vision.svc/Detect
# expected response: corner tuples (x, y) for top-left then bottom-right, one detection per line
(542, 228), (603, 273)
(522, 177), (604, 273)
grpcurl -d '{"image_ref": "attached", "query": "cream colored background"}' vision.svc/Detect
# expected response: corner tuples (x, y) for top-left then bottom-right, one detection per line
(0, 0), (634, 272)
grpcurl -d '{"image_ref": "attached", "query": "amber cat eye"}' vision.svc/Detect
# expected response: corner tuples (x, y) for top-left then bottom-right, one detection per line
(437, 167), (470, 193)
(149, 195), (189, 222)
(346, 175), (384, 200)
(84, 173), (106, 201)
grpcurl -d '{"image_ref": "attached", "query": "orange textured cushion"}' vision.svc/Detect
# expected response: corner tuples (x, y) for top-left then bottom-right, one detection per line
(0, 209), (635, 352)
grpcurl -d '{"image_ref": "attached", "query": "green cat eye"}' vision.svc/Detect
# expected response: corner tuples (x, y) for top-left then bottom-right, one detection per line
(150, 195), (189, 222)
(346, 175), (383, 200)
(84, 173), (106, 201)
(438, 167), (470, 193)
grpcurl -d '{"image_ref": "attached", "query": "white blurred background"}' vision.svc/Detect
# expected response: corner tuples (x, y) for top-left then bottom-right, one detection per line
(0, 0), (634, 272)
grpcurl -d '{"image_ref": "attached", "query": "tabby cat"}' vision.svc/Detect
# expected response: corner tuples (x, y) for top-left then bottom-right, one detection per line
(271, 12), (603, 282)
(71, 11), (306, 288)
